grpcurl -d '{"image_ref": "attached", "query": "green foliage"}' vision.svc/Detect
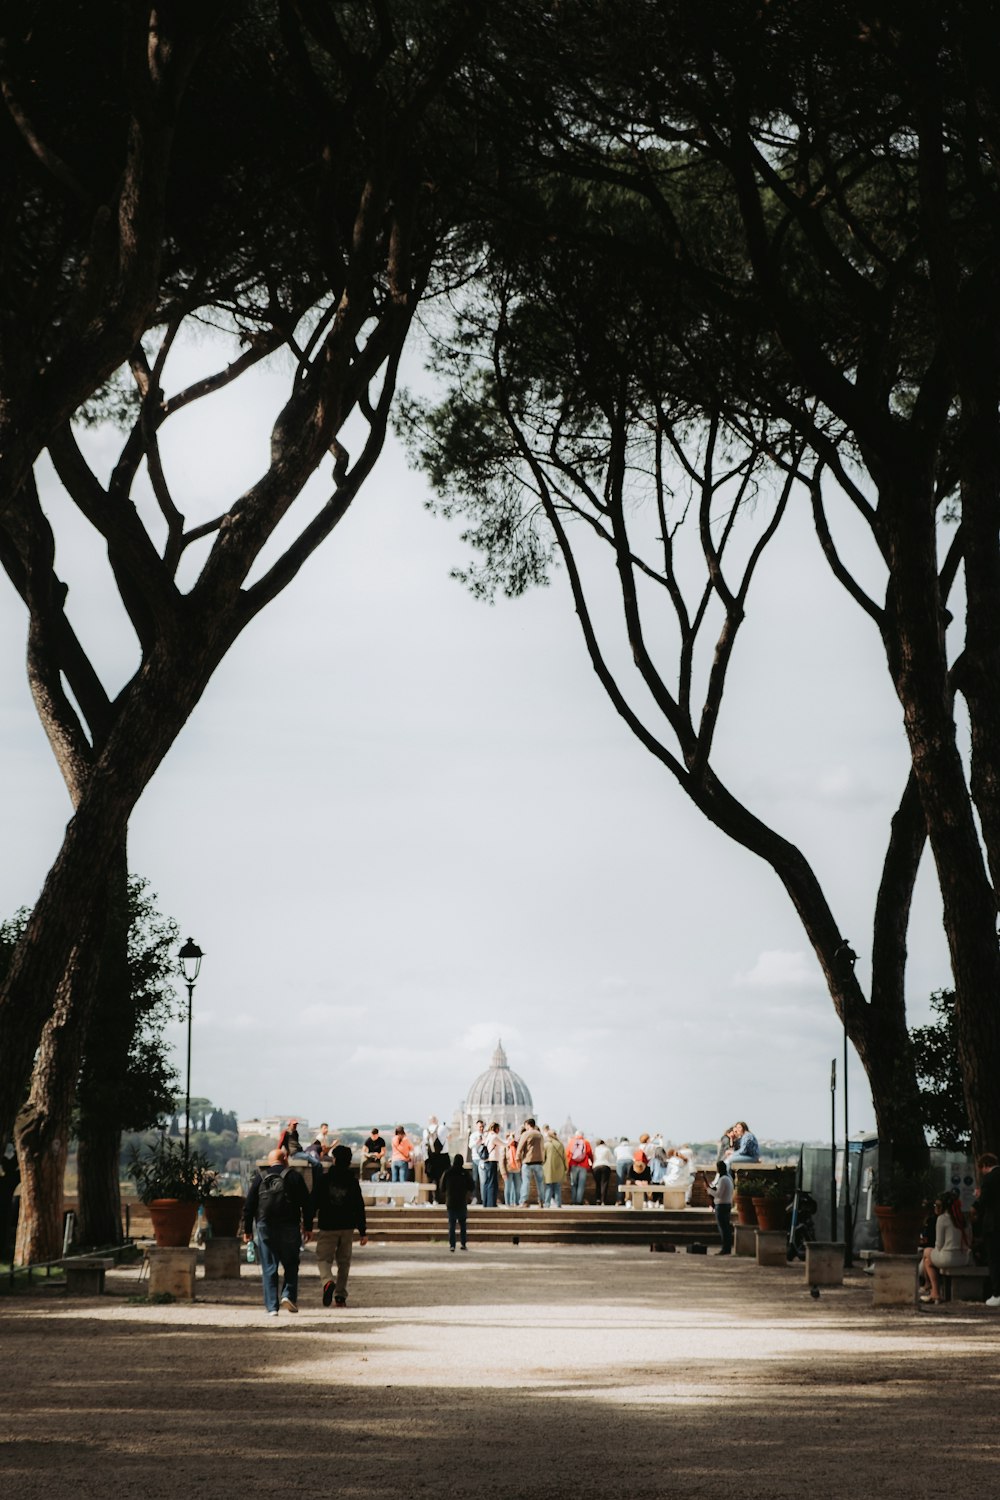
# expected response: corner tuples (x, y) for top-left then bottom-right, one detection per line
(873, 1165), (936, 1212)
(76, 876), (182, 1137)
(125, 1136), (217, 1205)
(909, 990), (970, 1151)
(734, 1176), (769, 1197)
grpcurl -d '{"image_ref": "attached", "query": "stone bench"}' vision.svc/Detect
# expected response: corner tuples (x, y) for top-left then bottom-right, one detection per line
(755, 1229), (788, 1267)
(60, 1256), (115, 1295)
(940, 1265), (991, 1303)
(805, 1242), (845, 1286)
(619, 1185), (687, 1211)
(868, 1251), (919, 1307)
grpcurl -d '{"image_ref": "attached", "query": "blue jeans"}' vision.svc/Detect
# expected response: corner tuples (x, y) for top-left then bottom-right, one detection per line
(521, 1162), (544, 1205)
(544, 1180), (563, 1207)
(504, 1171), (521, 1206)
(255, 1221), (301, 1313)
(569, 1165), (588, 1204)
(391, 1160), (409, 1182)
(448, 1207), (467, 1248)
(481, 1160), (499, 1207)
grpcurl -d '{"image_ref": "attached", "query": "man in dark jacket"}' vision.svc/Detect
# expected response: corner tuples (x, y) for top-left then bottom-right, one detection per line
(314, 1144), (368, 1308)
(243, 1147), (313, 1318)
(441, 1152), (472, 1251)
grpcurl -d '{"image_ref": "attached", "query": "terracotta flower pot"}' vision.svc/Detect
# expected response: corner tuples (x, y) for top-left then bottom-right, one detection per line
(148, 1198), (198, 1248)
(735, 1191), (758, 1226)
(752, 1196), (788, 1232)
(874, 1204), (925, 1254)
(204, 1196), (245, 1237)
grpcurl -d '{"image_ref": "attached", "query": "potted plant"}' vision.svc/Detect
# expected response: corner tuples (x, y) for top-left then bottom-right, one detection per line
(734, 1175), (767, 1226)
(873, 1166), (934, 1254)
(752, 1177), (793, 1232)
(203, 1185), (245, 1238)
(127, 1136), (218, 1247)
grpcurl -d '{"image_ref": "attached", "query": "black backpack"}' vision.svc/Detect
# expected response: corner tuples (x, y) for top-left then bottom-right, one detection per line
(257, 1167), (291, 1223)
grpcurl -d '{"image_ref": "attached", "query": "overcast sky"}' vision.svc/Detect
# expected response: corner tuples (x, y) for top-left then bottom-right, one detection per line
(0, 337), (954, 1147)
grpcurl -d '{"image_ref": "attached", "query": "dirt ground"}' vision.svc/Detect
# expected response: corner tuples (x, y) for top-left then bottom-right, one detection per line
(2, 1241), (998, 1499)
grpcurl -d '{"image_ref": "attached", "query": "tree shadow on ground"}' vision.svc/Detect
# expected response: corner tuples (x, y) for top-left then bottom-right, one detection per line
(1, 1254), (998, 1499)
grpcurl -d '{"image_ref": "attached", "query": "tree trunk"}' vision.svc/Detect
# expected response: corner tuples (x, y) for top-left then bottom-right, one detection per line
(75, 1124), (125, 1249)
(0, 639), (224, 1150)
(880, 478), (1000, 1157)
(75, 846), (132, 1248)
(11, 944), (98, 1264)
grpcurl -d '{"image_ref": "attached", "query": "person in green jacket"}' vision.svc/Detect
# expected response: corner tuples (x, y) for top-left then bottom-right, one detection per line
(542, 1128), (567, 1209)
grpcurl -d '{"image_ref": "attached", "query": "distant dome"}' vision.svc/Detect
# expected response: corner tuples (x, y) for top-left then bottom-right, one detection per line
(461, 1040), (533, 1138)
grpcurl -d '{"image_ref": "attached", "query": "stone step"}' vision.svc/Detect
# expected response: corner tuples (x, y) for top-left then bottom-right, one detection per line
(362, 1206), (716, 1246)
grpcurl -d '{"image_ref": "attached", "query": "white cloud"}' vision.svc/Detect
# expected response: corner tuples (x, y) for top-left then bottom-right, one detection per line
(732, 949), (824, 992)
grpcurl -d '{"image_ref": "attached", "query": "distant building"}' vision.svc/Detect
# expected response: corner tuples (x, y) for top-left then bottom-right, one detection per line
(237, 1115), (310, 1141)
(450, 1040), (533, 1148)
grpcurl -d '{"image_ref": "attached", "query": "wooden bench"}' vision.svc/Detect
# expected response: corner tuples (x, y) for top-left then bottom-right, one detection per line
(940, 1265), (991, 1303)
(60, 1256), (114, 1295)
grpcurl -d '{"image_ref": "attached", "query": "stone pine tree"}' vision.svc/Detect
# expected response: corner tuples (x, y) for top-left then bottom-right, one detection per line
(404, 0), (1000, 1166)
(0, 0), (501, 1252)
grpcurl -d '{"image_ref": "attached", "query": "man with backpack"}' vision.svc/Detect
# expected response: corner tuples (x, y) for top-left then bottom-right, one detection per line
(566, 1130), (594, 1205)
(314, 1144), (368, 1308)
(242, 1147), (314, 1318)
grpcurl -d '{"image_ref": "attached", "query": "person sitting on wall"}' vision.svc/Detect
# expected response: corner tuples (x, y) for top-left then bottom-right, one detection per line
(724, 1122), (760, 1164)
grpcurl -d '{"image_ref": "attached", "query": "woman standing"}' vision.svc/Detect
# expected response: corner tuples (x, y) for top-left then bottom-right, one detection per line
(708, 1160), (734, 1255)
(482, 1121), (503, 1207)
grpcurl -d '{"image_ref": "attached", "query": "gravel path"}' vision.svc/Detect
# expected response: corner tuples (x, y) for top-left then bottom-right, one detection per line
(2, 1243), (998, 1498)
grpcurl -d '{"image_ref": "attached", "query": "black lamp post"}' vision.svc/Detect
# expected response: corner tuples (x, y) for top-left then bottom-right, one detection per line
(835, 939), (858, 1267)
(178, 938), (204, 1161)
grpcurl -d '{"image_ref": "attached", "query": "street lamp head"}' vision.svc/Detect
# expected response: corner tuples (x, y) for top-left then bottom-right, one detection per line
(178, 937), (203, 985)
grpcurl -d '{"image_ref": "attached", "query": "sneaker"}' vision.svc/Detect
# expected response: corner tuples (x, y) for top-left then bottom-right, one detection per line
(986, 1295), (1000, 1307)
(334, 1296), (347, 1307)
(450, 1245), (456, 1252)
(281, 1297), (298, 1314)
(460, 1244), (468, 1251)
(322, 1281), (334, 1308)
(267, 1310), (279, 1318)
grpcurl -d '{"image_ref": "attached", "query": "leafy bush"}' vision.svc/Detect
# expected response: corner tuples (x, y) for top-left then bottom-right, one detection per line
(126, 1136), (217, 1204)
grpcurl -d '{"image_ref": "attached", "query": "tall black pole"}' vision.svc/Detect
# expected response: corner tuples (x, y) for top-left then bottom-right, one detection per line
(843, 1020), (853, 1266)
(184, 977), (194, 1162)
(830, 1057), (837, 1239)
(178, 938), (204, 1164)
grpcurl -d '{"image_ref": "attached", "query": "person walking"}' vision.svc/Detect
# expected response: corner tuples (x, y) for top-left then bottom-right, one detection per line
(441, 1153), (472, 1250)
(314, 1144), (368, 1308)
(543, 1128), (568, 1208)
(517, 1118), (545, 1207)
(707, 1159), (734, 1255)
(566, 1129), (594, 1205)
(242, 1147), (313, 1317)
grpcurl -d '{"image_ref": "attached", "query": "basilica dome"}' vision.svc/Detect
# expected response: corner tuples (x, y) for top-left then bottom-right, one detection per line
(460, 1040), (533, 1139)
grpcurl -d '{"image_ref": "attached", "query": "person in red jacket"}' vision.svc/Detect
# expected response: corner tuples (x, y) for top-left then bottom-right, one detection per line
(566, 1130), (594, 1205)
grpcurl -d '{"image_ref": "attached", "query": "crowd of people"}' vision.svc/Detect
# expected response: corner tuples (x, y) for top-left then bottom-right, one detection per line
(240, 1120), (1000, 1317)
